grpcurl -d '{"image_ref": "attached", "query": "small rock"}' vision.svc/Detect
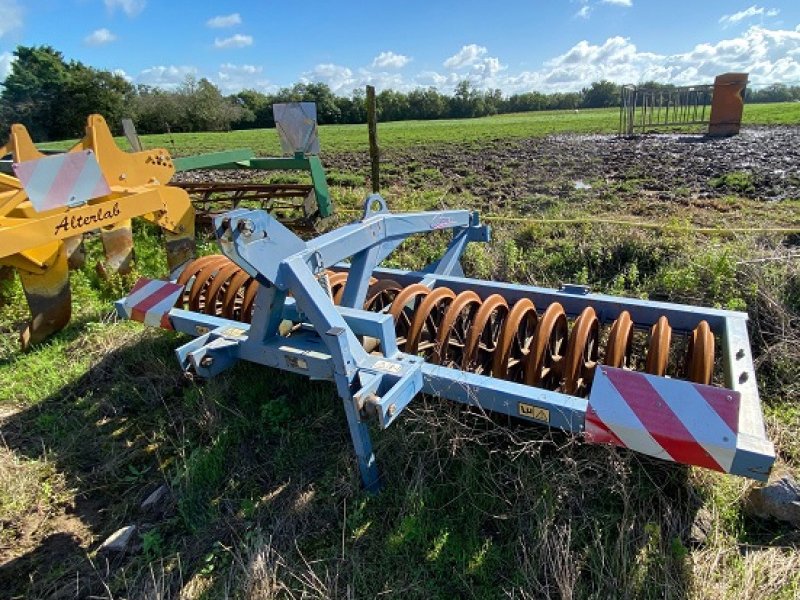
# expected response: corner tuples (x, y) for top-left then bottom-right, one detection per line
(745, 472), (800, 527)
(690, 507), (714, 544)
(141, 484), (168, 512)
(99, 525), (137, 554)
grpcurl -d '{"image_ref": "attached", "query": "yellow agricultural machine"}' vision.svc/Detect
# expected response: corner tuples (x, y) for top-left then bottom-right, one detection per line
(0, 114), (195, 348)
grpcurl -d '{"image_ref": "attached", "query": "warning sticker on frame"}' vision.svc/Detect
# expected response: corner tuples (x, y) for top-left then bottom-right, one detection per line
(518, 402), (550, 423)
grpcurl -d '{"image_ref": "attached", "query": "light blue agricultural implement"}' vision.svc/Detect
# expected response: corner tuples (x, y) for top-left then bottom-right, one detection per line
(117, 196), (775, 490)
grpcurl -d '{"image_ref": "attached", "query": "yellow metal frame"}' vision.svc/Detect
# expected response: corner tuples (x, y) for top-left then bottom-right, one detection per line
(0, 114), (195, 348)
(0, 114), (194, 274)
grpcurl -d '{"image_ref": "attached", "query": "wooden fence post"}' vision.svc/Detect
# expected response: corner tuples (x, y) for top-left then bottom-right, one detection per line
(366, 85), (380, 193)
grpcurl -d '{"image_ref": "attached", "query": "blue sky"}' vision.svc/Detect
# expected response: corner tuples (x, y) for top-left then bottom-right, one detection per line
(2, 1), (800, 95)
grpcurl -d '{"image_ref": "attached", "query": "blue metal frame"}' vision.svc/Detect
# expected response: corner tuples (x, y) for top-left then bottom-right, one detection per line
(117, 195), (775, 487)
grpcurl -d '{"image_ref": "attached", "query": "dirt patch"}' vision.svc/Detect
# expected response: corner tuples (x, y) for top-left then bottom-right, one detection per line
(323, 126), (800, 204)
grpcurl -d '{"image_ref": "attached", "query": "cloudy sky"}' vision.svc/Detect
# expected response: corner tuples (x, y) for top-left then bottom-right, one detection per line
(1, 0), (800, 95)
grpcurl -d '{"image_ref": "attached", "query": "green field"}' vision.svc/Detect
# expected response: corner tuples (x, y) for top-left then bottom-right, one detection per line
(2, 107), (799, 599)
(39, 102), (800, 157)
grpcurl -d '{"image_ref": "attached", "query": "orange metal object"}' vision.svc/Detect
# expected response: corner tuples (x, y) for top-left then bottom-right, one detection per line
(708, 73), (749, 137)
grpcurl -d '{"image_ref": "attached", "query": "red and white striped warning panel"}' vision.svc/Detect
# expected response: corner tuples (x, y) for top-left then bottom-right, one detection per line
(121, 278), (184, 330)
(585, 367), (740, 474)
(13, 150), (112, 213)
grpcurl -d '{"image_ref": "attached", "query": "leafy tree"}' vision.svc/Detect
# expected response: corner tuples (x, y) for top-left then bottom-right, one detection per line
(233, 89), (273, 128)
(451, 80), (475, 118)
(131, 76), (252, 133)
(377, 89), (410, 122)
(131, 85), (184, 133)
(59, 64), (134, 137)
(10, 45), (792, 136)
(0, 45), (134, 139)
(335, 88), (366, 123)
(748, 83), (799, 103)
(581, 80), (620, 108)
(1, 46), (70, 139)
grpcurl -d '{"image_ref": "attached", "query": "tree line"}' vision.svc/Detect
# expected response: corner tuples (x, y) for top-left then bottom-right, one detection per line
(1, 46), (797, 141)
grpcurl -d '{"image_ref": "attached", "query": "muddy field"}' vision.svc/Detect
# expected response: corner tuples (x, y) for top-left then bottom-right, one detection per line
(174, 126), (800, 207)
(339, 126), (800, 203)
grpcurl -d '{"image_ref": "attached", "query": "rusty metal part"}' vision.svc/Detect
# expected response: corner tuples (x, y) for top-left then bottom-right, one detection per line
(619, 72), (747, 137)
(175, 182), (314, 204)
(332, 275), (377, 305)
(18, 242), (71, 350)
(388, 283), (433, 350)
(63, 236), (86, 270)
(524, 302), (568, 390)
(98, 220), (134, 277)
(169, 260), (722, 396)
(708, 73), (748, 137)
(562, 307), (599, 396)
(222, 269), (252, 320)
(605, 310), (633, 369)
(646, 316), (672, 376)
(363, 279), (403, 312)
(327, 272), (349, 302)
(687, 320), (715, 385)
(463, 294), (509, 375)
(175, 254), (259, 323)
(175, 182), (318, 230)
(405, 287), (455, 357)
(188, 256), (231, 312)
(492, 298), (537, 382)
(431, 290), (481, 366)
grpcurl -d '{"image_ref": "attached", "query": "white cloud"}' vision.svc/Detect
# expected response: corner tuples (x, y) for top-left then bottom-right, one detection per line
(444, 44), (488, 69)
(372, 51), (411, 69)
(0, 51), (15, 80)
(215, 63), (272, 93)
(719, 5), (778, 28)
(302, 63), (412, 93)
(131, 25), (800, 97)
(575, 0), (630, 19)
(214, 34), (253, 49)
(301, 63), (355, 92)
(442, 43), (506, 88)
(113, 68), (132, 82)
(220, 63), (261, 75)
(104, 0), (146, 17)
(519, 25), (800, 92)
(137, 65), (197, 88)
(0, 0), (23, 38)
(207, 13), (241, 28)
(84, 28), (117, 46)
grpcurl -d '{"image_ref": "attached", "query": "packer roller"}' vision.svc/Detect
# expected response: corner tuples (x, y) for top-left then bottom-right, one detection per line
(118, 195), (774, 490)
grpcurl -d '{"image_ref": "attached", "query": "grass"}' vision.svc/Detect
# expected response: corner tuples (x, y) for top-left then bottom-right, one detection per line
(38, 102), (800, 157)
(2, 112), (799, 598)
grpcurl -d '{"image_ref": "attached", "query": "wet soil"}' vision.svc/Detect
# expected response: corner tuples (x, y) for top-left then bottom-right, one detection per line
(337, 126), (800, 203)
(174, 127), (800, 206)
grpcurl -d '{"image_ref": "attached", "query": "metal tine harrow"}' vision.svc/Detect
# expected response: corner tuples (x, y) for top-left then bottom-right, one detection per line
(170, 102), (332, 232)
(118, 195), (775, 491)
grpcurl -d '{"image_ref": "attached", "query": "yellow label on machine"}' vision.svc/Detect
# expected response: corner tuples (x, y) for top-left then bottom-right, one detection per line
(518, 402), (550, 423)
(221, 326), (247, 338)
